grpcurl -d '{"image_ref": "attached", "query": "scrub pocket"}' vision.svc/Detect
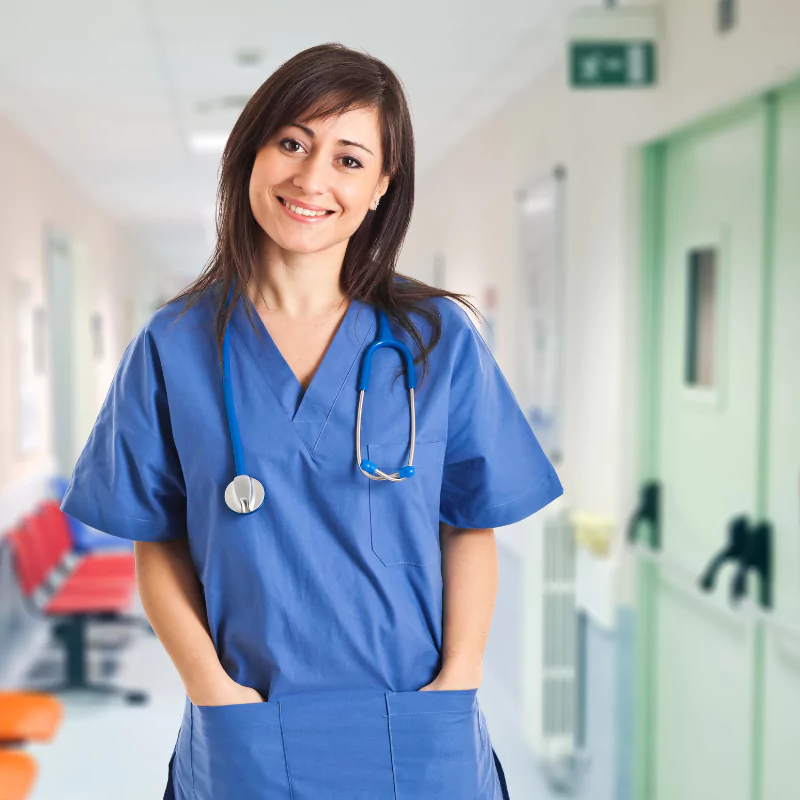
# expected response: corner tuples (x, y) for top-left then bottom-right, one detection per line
(367, 440), (446, 567)
(179, 698), (292, 800)
(386, 688), (496, 799)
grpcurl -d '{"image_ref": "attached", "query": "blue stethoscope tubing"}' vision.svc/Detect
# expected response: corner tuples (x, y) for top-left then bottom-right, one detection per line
(221, 282), (417, 514)
(222, 284), (266, 514)
(356, 306), (417, 483)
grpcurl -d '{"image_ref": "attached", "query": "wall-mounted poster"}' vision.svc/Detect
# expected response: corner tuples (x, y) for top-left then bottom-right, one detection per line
(515, 167), (566, 465)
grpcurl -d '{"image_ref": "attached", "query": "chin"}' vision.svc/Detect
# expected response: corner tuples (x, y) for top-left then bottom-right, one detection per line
(276, 238), (336, 256)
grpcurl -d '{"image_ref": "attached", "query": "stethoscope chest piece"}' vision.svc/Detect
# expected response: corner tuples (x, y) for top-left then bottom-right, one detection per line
(225, 475), (265, 514)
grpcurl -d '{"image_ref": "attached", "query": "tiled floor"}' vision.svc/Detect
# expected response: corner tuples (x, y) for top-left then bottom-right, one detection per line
(25, 617), (185, 800)
(18, 602), (553, 799)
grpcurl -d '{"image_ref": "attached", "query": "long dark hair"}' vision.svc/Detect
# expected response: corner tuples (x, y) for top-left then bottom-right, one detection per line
(165, 42), (482, 383)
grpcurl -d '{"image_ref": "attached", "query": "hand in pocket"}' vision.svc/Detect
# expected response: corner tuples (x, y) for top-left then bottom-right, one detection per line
(191, 678), (265, 707)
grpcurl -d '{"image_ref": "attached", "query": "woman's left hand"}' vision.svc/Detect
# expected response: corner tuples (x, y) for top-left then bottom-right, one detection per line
(418, 662), (482, 692)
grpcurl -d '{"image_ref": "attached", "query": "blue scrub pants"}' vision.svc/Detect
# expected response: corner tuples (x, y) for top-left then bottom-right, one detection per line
(163, 688), (511, 799)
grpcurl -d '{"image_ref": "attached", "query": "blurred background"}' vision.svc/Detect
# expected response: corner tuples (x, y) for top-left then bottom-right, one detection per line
(1, 1), (798, 798)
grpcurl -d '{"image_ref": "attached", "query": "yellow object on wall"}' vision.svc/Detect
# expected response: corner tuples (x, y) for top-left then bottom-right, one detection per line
(570, 511), (615, 558)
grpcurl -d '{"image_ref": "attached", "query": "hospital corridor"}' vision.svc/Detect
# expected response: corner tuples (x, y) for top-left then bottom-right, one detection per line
(1, 2), (800, 799)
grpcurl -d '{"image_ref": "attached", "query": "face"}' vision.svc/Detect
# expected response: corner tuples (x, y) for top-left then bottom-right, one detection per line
(248, 105), (391, 257)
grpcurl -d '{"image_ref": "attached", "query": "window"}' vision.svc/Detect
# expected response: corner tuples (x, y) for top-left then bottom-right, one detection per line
(685, 248), (717, 387)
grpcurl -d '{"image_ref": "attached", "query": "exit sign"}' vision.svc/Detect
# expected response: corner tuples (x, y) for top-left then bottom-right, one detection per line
(570, 41), (656, 88)
(568, 6), (660, 90)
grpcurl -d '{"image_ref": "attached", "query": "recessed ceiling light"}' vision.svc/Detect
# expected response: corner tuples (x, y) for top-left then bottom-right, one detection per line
(522, 194), (554, 216)
(188, 132), (229, 153)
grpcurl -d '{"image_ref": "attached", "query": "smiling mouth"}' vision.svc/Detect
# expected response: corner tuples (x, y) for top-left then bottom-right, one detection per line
(277, 197), (335, 216)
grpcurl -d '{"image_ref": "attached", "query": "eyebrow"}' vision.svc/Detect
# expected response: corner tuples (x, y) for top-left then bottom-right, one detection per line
(285, 123), (375, 157)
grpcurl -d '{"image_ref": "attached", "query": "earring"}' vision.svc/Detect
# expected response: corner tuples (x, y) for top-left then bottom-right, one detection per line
(373, 197), (380, 211)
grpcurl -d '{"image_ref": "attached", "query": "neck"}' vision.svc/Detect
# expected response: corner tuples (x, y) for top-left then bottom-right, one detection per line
(249, 235), (348, 320)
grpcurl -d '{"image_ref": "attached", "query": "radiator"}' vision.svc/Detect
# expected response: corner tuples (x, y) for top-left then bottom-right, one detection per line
(541, 507), (578, 746)
(530, 506), (591, 795)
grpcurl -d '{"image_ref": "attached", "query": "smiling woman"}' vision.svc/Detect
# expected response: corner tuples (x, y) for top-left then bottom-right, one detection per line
(59, 41), (563, 800)
(172, 42), (482, 381)
(250, 109), (385, 239)
(243, 105), (392, 340)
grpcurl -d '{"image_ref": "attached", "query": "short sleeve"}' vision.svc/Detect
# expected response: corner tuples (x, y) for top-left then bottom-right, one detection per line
(439, 305), (563, 529)
(60, 322), (187, 542)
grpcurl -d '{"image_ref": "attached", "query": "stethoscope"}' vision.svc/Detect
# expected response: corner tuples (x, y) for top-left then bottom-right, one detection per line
(222, 284), (417, 514)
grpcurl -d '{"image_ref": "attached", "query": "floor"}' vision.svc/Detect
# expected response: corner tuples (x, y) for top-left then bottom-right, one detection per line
(24, 609), (186, 800)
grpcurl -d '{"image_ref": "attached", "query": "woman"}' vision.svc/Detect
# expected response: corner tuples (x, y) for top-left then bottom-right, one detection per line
(61, 42), (563, 800)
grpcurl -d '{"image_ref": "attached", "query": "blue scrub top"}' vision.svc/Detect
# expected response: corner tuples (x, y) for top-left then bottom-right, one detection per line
(61, 284), (563, 701)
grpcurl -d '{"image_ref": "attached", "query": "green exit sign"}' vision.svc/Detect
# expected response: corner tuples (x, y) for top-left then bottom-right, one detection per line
(570, 41), (657, 88)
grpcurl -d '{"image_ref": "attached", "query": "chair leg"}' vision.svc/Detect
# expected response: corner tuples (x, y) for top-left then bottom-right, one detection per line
(92, 611), (157, 636)
(36, 617), (150, 705)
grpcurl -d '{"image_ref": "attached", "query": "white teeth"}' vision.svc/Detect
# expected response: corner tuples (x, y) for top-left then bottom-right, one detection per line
(280, 198), (330, 217)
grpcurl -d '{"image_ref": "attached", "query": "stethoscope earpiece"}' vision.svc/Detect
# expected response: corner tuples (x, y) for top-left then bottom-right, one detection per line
(360, 460), (378, 475)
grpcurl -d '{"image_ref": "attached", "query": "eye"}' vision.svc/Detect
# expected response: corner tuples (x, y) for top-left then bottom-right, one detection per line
(279, 137), (304, 154)
(278, 138), (363, 170)
(339, 155), (364, 170)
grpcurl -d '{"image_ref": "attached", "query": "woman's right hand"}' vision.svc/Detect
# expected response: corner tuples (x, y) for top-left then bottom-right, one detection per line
(136, 540), (264, 708)
(190, 677), (265, 707)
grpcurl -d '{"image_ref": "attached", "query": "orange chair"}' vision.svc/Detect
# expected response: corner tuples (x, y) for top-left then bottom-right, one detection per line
(0, 692), (63, 800)
(0, 750), (37, 800)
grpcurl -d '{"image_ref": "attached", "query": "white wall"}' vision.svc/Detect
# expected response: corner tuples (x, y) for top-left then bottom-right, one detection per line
(0, 115), (172, 529)
(400, 0), (800, 616)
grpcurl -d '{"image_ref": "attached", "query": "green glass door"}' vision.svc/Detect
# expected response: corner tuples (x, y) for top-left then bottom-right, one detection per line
(654, 101), (765, 800)
(760, 83), (800, 800)
(635, 79), (800, 800)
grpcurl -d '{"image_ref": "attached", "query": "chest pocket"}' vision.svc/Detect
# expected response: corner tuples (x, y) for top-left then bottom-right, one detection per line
(367, 440), (446, 567)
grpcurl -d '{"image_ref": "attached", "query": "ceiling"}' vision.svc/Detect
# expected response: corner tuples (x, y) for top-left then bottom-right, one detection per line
(0, 0), (572, 279)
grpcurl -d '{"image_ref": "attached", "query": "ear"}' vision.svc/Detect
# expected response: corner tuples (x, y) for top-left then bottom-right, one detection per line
(376, 173), (391, 200)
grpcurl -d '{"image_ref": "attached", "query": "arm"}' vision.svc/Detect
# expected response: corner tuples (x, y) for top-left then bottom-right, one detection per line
(420, 522), (498, 691)
(134, 538), (264, 705)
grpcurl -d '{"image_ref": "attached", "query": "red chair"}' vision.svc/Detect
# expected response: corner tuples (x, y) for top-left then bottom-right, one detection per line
(7, 504), (148, 704)
(33, 502), (136, 585)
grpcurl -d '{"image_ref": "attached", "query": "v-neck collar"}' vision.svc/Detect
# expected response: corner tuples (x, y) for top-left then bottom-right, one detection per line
(230, 292), (376, 453)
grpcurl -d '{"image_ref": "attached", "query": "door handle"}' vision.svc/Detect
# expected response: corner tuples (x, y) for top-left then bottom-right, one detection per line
(730, 521), (773, 609)
(698, 515), (750, 594)
(627, 481), (661, 548)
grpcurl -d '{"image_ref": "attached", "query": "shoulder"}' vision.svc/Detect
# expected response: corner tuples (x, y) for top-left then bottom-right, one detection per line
(399, 293), (477, 337)
(391, 275), (477, 341)
(429, 295), (477, 329)
(137, 284), (220, 345)
(112, 286), (220, 382)
(149, 284), (218, 330)
(426, 295), (487, 356)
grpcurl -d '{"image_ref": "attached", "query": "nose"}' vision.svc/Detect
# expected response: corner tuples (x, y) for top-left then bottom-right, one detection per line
(291, 150), (333, 198)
